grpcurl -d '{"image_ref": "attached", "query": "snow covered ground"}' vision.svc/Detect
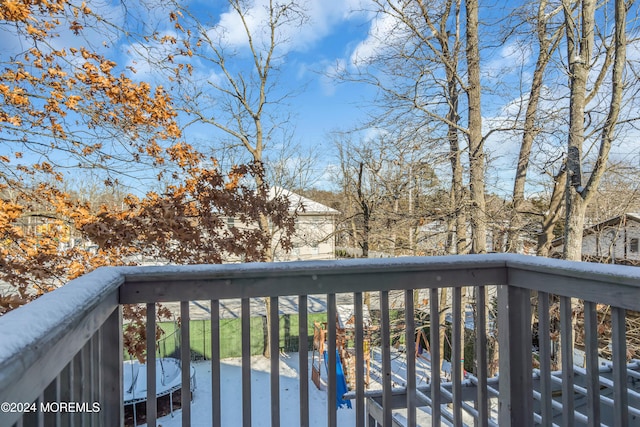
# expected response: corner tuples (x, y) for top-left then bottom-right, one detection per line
(142, 353), (357, 427)
(140, 349), (468, 427)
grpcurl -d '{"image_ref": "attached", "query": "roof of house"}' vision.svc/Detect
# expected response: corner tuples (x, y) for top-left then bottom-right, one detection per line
(551, 212), (640, 247)
(586, 212), (640, 229)
(268, 187), (340, 215)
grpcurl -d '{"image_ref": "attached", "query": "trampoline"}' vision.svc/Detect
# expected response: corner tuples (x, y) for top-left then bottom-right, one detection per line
(123, 357), (196, 426)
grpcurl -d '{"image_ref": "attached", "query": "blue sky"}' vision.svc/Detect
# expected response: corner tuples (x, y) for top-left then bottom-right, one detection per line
(115, 0), (387, 189)
(3, 0), (640, 197)
(145, 0), (565, 195)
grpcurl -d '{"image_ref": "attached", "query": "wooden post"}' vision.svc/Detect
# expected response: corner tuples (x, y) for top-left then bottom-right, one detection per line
(101, 306), (123, 427)
(497, 285), (532, 426)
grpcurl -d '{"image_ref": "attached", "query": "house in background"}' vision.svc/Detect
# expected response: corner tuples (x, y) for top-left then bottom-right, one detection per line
(8, 188), (339, 267)
(268, 187), (340, 261)
(551, 212), (640, 263)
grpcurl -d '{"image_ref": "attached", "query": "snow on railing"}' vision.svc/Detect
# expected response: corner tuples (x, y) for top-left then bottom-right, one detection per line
(1, 254), (640, 427)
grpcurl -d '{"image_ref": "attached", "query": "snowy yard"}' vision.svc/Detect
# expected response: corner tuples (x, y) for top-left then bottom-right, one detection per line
(140, 352), (356, 427)
(139, 349), (444, 427)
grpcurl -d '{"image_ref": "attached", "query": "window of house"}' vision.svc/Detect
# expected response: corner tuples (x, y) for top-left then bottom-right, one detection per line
(227, 217), (235, 227)
(631, 238), (639, 253)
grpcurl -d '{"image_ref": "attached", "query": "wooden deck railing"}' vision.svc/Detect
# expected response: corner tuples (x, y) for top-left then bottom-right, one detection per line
(1, 254), (640, 426)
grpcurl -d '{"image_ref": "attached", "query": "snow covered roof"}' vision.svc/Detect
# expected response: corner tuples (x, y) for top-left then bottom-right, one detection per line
(552, 212), (640, 246)
(268, 187), (340, 215)
(587, 212), (640, 228)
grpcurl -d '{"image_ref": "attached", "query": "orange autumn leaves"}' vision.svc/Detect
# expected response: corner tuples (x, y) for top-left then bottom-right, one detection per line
(0, 184), (124, 312)
(0, 0), (35, 22)
(0, 0), (181, 161)
(0, 1), (295, 318)
(0, 1), (297, 361)
(81, 163), (294, 265)
(1, 161), (294, 311)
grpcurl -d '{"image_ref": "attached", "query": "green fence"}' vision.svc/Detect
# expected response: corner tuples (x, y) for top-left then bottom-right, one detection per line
(134, 313), (327, 360)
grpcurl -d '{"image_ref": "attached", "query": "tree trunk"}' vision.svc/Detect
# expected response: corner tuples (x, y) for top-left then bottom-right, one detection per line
(537, 170), (567, 256)
(465, 0), (486, 254)
(408, 180), (415, 255)
(393, 197), (399, 255)
(565, 0), (626, 259)
(508, 0), (561, 253)
(362, 209), (370, 258)
(447, 71), (466, 255)
(357, 162), (371, 258)
(561, 0), (594, 261)
(564, 190), (587, 260)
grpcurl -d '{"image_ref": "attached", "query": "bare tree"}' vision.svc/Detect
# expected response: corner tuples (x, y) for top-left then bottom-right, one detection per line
(586, 163), (640, 223)
(562, 0), (628, 260)
(137, 0), (310, 357)
(338, 0), (471, 255)
(507, 0), (564, 253)
(144, 0), (306, 245)
(465, 0), (487, 254)
(537, 168), (567, 256)
(334, 134), (386, 258)
(264, 137), (325, 192)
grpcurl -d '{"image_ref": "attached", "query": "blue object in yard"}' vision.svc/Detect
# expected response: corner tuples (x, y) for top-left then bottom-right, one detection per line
(323, 350), (352, 409)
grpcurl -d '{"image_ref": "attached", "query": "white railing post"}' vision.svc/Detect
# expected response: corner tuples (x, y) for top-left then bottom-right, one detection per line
(497, 285), (533, 426)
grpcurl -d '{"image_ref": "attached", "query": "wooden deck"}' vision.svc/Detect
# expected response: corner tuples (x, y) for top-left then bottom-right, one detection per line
(1, 254), (640, 426)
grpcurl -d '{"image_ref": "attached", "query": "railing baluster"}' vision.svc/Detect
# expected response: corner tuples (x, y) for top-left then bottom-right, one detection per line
(404, 289), (417, 427)
(55, 372), (62, 426)
(102, 306), (123, 427)
(327, 293), (337, 427)
(538, 292), (552, 426)
(81, 342), (91, 426)
(380, 290), (392, 427)
(354, 292), (365, 427)
(97, 325), (102, 427)
(60, 359), (73, 427)
(180, 301), (191, 427)
(430, 287), (441, 426)
(211, 299), (221, 427)
(90, 333), (99, 426)
(42, 376), (56, 427)
(325, 294), (338, 427)
(452, 286), (463, 427)
(583, 300), (600, 426)
(146, 302), (157, 427)
(497, 285), (532, 426)
(270, 296), (280, 427)
(18, 396), (36, 427)
(560, 296), (575, 427)
(241, 298), (252, 427)
(612, 306), (628, 427)
(298, 295), (309, 427)
(71, 352), (81, 427)
(475, 285), (488, 427)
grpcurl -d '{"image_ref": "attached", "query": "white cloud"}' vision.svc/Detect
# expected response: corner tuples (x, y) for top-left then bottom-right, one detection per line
(209, 0), (371, 55)
(349, 12), (403, 67)
(0, 0), (126, 61)
(320, 59), (346, 96)
(483, 40), (533, 81)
